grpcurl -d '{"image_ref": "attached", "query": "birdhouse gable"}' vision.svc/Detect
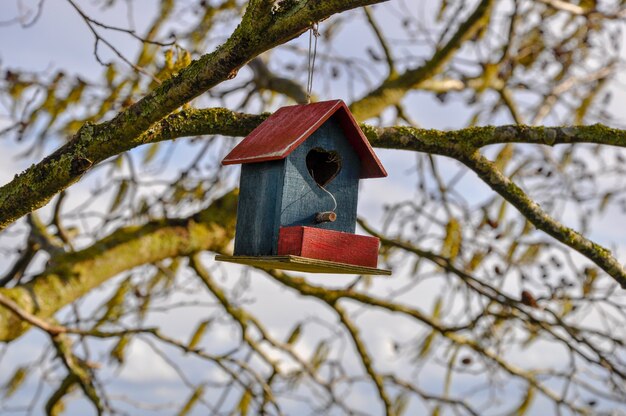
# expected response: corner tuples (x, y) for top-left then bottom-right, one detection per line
(222, 100), (387, 179)
(279, 117), (360, 235)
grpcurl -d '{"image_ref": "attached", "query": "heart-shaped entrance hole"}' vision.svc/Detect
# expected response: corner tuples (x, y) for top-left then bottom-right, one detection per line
(306, 147), (342, 187)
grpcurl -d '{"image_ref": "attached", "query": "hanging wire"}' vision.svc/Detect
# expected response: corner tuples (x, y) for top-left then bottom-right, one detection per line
(317, 180), (338, 212)
(306, 23), (338, 217)
(306, 22), (319, 103)
(308, 168), (339, 213)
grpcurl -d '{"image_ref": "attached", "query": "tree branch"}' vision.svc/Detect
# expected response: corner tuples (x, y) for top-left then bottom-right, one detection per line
(248, 57), (309, 103)
(537, 0), (626, 18)
(363, 6), (395, 77)
(133, 109), (626, 152)
(51, 334), (104, 415)
(364, 124), (626, 152)
(189, 255), (354, 413)
(457, 150), (626, 289)
(259, 269), (587, 414)
(349, 0), (494, 121)
(334, 303), (394, 415)
(364, 125), (626, 288)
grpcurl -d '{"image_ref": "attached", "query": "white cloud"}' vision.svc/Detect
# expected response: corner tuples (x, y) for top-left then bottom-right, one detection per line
(117, 339), (178, 383)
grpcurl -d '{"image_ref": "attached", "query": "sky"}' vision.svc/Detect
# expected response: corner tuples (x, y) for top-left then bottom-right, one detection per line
(0, 1), (625, 415)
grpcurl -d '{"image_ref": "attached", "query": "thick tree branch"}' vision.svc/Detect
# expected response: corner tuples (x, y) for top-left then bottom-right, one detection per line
(0, 0), (387, 231)
(136, 110), (626, 152)
(10, 106), (626, 225)
(363, 124), (626, 151)
(0, 190), (238, 342)
(7, 103), (626, 284)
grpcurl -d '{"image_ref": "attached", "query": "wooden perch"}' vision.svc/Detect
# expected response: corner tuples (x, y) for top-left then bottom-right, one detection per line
(315, 211), (337, 223)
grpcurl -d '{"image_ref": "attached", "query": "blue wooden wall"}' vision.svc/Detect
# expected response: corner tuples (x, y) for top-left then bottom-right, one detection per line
(233, 116), (361, 256)
(233, 159), (285, 256)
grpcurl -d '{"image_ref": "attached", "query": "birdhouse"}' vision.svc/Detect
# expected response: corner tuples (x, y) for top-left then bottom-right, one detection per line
(215, 100), (390, 275)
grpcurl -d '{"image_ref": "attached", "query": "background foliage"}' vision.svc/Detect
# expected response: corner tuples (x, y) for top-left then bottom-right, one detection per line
(0, 0), (625, 415)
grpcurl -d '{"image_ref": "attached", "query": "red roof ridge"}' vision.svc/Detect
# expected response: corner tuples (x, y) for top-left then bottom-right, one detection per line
(222, 99), (387, 179)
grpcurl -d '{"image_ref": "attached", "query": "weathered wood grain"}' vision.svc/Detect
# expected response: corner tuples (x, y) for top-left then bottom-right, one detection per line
(229, 101), (388, 261)
(233, 160), (285, 256)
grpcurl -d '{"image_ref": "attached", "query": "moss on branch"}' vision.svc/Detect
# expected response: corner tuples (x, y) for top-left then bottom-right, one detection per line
(363, 123), (626, 153)
(362, 123), (626, 288)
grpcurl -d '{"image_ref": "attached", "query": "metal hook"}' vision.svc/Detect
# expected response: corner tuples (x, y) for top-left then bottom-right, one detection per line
(306, 22), (320, 103)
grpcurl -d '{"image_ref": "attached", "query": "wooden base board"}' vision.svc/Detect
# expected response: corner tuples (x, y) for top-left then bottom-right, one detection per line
(215, 255), (391, 275)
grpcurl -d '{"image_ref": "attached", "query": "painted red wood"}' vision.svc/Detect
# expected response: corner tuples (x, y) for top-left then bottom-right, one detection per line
(277, 226), (380, 268)
(222, 100), (387, 179)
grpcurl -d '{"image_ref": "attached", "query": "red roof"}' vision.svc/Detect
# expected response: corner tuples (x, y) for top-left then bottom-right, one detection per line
(222, 100), (387, 179)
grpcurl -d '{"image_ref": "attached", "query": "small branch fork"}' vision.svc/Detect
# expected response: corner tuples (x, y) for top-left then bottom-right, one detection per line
(0, 289), (281, 415)
(65, 0), (173, 82)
